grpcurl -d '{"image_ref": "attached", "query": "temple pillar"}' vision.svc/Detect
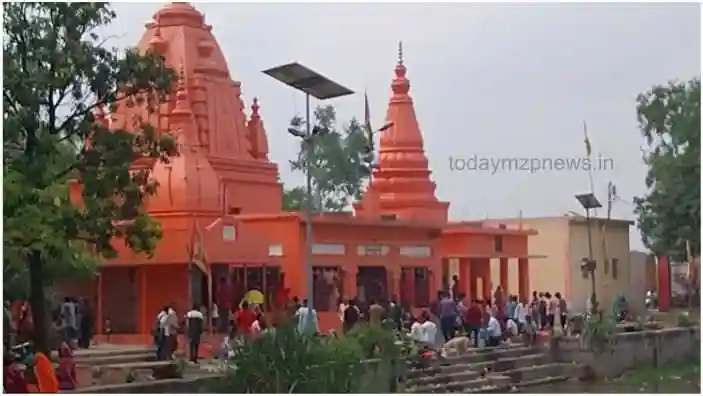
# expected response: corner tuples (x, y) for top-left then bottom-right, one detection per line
(481, 259), (492, 301)
(459, 258), (471, 299)
(500, 257), (509, 294)
(518, 258), (529, 302)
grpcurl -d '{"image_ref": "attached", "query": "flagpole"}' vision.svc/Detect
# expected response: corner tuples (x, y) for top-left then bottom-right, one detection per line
(583, 120), (597, 208)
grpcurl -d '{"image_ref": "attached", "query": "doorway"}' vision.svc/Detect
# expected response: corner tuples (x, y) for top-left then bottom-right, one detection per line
(356, 267), (388, 304)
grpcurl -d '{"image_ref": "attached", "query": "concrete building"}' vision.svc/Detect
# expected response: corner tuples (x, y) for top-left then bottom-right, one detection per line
(483, 215), (645, 314)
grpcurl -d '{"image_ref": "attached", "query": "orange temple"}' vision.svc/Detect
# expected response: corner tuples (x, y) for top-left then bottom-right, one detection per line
(60, 3), (537, 341)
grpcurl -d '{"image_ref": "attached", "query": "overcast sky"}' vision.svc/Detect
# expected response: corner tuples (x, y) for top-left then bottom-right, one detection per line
(106, 2), (700, 251)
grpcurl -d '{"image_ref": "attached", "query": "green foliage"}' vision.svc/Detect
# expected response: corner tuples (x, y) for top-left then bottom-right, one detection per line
(583, 315), (617, 354)
(3, 2), (176, 351)
(208, 322), (401, 393)
(282, 186), (305, 212)
(285, 105), (373, 212)
(633, 78), (701, 259)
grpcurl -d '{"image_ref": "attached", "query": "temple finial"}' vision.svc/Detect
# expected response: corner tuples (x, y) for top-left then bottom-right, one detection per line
(398, 41), (404, 65)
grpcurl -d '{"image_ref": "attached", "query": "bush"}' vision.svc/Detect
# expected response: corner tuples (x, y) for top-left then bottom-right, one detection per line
(206, 322), (399, 393)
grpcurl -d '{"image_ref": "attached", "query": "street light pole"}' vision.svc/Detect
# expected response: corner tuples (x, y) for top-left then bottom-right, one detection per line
(262, 62), (354, 331)
(575, 192), (602, 316)
(303, 92), (315, 321)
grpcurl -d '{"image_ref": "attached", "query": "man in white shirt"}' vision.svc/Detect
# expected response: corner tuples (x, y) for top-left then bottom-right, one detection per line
(408, 311), (437, 345)
(513, 299), (529, 332)
(486, 309), (502, 347)
(294, 299), (318, 335)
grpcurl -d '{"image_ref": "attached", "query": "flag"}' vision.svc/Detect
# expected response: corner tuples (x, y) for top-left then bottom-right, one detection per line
(583, 120), (592, 157)
(189, 219), (208, 274)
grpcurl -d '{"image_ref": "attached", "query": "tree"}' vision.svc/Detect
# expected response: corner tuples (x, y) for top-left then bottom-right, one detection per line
(633, 77), (701, 260)
(282, 187), (305, 211)
(3, 3), (177, 352)
(285, 105), (373, 212)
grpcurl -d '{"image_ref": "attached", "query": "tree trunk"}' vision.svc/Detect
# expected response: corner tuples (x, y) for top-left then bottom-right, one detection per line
(28, 249), (48, 354)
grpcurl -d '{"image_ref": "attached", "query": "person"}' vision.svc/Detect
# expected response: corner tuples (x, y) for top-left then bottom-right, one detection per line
(456, 294), (468, 333)
(220, 327), (237, 360)
(450, 275), (461, 301)
(14, 301), (32, 343)
(368, 299), (385, 325)
(342, 298), (360, 334)
(216, 278), (232, 333)
(538, 293), (548, 330)
(530, 291), (540, 327)
(514, 297), (529, 332)
(522, 315), (537, 346)
(338, 298), (348, 324)
(211, 302), (219, 332)
(3, 351), (28, 393)
(486, 308), (502, 347)
(33, 351), (59, 393)
(60, 298), (78, 344)
(78, 298), (93, 349)
(505, 317), (519, 339)
(409, 311), (437, 345)
(250, 313), (263, 336)
(185, 304), (205, 363)
(387, 297), (403, 330)
(154, 307), (168, 360)
(555, 292), (568, 331)
(464, 299), (482, 348)
(235, 301), (255, 336)
(159, 306), (179, 360)
(545, 292), (555, 329)
(56, 342), (76, 390)
(506, 296), (517, 324)
(438, 291), (458, 342)
(294, 299), (318, 335)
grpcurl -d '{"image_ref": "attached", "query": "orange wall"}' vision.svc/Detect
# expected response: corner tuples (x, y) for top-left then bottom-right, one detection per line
(440, 232), (529, 258)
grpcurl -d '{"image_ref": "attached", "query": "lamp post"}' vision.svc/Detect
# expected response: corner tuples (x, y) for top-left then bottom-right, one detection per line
(575, 192), (603, 316)
(262, 62), (353, 329)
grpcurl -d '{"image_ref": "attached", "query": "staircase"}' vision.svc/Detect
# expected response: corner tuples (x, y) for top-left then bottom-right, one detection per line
(404, 343), (582, 393)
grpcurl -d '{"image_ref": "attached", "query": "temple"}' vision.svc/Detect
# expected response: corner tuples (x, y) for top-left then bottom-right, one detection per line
(62, 3), (539, 339)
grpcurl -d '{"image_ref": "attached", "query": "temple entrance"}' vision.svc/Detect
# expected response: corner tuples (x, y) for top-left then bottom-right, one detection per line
(356, 267), (388, 304)
(312, 267), (342, 312)
(210, 264), (281, 311)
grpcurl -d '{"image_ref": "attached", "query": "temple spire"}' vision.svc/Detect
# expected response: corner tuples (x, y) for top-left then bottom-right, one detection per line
(355, 43), (449, 224)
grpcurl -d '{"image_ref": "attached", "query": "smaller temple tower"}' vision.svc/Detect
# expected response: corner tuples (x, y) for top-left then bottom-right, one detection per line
(355, 42), (450, 224)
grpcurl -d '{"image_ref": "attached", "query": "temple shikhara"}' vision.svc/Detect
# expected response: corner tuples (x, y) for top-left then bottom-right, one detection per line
(62, 3), (539, 340)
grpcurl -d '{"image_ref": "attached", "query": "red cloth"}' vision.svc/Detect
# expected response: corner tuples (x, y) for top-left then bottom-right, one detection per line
(235, 309), (255, 334)
(3, 364), (28, 393)
(466, 304), (483, 325)
(56, 343), (76, 390)
(275, 288), (290, 310)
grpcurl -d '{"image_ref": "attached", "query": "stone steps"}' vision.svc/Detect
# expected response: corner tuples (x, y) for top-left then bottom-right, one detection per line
(404, 343), (581, 393)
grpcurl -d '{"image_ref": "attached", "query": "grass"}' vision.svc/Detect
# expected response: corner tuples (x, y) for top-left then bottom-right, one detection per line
(610, 359), (700, 392)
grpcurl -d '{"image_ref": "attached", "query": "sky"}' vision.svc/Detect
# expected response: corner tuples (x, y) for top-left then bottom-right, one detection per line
(105, 2), (701, 251)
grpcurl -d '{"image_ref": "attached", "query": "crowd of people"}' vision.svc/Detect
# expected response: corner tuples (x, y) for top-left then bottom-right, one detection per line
(3, 296), (91, 393)
(391, 287), (570, 352)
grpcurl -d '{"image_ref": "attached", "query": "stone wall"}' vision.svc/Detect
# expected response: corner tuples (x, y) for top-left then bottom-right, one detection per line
(550, 327), (700, 379)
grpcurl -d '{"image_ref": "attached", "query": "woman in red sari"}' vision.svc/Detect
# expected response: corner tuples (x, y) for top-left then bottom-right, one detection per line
(3, 352), (28, 393)
(56, 342), (77, 390)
